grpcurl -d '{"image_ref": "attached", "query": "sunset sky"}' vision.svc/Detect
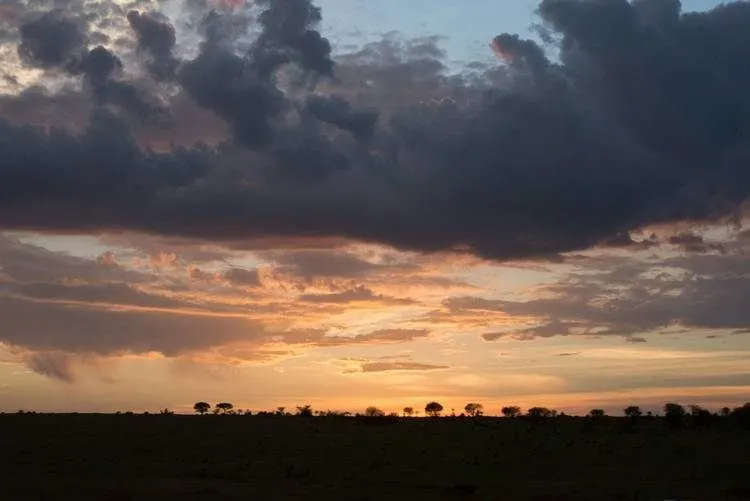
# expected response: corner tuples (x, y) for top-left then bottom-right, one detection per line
(1, 0), (749, 416)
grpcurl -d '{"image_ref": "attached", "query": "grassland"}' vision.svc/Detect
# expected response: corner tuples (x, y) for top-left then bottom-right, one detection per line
(2, 413), (749, 501)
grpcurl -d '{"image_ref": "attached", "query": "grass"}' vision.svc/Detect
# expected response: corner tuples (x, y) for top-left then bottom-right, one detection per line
(2, 413), (749, 500)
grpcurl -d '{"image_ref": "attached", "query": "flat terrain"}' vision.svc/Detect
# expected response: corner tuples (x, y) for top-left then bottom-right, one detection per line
(1, 414), (749, 501)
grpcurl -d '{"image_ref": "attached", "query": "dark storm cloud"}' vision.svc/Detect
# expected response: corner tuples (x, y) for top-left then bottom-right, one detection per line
(0, 87), (92, 130)
(178, 44), (285, 148)
(305, 94), (378, 140)
(77, 44), (121, 85)
(253, 0), (333, 78)
(175, 0), (336, 148)
(2, 1), (750, 260)
(127, 10), (179, 80)
(13, 6), (167, 123)
(73, 45), (170, 123)
(0, 108), (208, 221)
(18, 9), (87, 68)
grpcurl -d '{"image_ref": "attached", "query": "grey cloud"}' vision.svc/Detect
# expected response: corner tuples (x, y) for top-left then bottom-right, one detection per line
(253, 0), (333, 78)
(343, 358), (448, 373)
(25, 351), (76, 382)
(349, 328), (430, 344)
(298, 285), (415, 305)
(178, 44), (285, 148)
(281, 328), (430, 347)
(75, 46), (170, 123)
(0, 292), (267, 355)
(13, 2), (169, 123)
(626, 336), (648, 343)
(305, 94), (378, 140)
(0, 87), (93, 131)
(14, 281), (191, 310)
(223, 267), (261, 287)
(269, 250), (381, 280)
(668, 232), (725, 253)
(0, 234), (143, 284)
(472, 235), (750, 341)
(359, 361), (448, 373)
(0, 236), (430, 362)
(18, 9), (86, 68)
(0, 236), (265, 356)
(77, 44), (122, 86)
(127, 10), (179, 80)
(491, 33), (548, 72)
(2, 1), (750, 262)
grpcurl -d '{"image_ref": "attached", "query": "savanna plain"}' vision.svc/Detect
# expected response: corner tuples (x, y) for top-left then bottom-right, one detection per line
(3, 411), (750, 501)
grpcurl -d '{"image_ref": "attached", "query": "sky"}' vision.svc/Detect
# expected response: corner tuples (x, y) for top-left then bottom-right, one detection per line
(1, 0), (750, 416)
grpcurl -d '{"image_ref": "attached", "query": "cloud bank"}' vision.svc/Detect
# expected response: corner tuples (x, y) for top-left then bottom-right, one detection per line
(0, 0), (748, 260)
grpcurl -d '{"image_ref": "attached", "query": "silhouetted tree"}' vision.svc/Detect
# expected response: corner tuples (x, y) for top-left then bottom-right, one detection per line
(501, 406), (522, 418)
(464, 403), (484, 417)
(296, 405), (313, 417)
(689, 405), (712, 429)
(732, 403), (750, 430)
(159, 408), (174, 415)
(664, 403), (686, 429)
(588, 409), (606, 419)
(403, 407), (414, 417)
(193, 402), (211, 415)
(721, 406), (732, 417)
(624, 405), (642, 419)
(365, 406), (385, 417)
(425, 401), (443, 417)
(216, 402), (234, 414)
(275, 406), (286, 416)
(526, 407), (556, 420)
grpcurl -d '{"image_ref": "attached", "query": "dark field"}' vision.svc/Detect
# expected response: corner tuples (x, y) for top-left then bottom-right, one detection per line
(2, 414), (749, 501)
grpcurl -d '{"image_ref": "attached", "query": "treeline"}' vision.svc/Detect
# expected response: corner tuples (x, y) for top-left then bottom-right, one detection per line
(8, 401), (750, 429)
(182, 401), (750, 427)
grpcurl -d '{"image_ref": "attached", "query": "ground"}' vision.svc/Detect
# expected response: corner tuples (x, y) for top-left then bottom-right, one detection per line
(2, 414), (749, 500)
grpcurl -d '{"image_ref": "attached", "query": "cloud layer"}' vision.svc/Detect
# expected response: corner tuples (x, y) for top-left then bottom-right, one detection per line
(0, 0), (748, 260)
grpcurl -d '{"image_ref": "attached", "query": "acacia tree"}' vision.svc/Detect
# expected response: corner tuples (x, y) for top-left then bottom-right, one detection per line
(732, 403), (750, 429)
(588, 409), (606, 419)
(664, 403), (686, 428)
(296, 405), (313, 417)
(215, 402), (234, 414)
(464, 403), (484, 417)
(501, 406), (522, 418)
(365, 406), (385, 417)
(690, 405), (713, 429)
(193, 402), (211, 415)
(624, 406), (642, 419)
(403, 407), (414, 417)
(425, 401), (444, 417)
(526, 407), (556, 420)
